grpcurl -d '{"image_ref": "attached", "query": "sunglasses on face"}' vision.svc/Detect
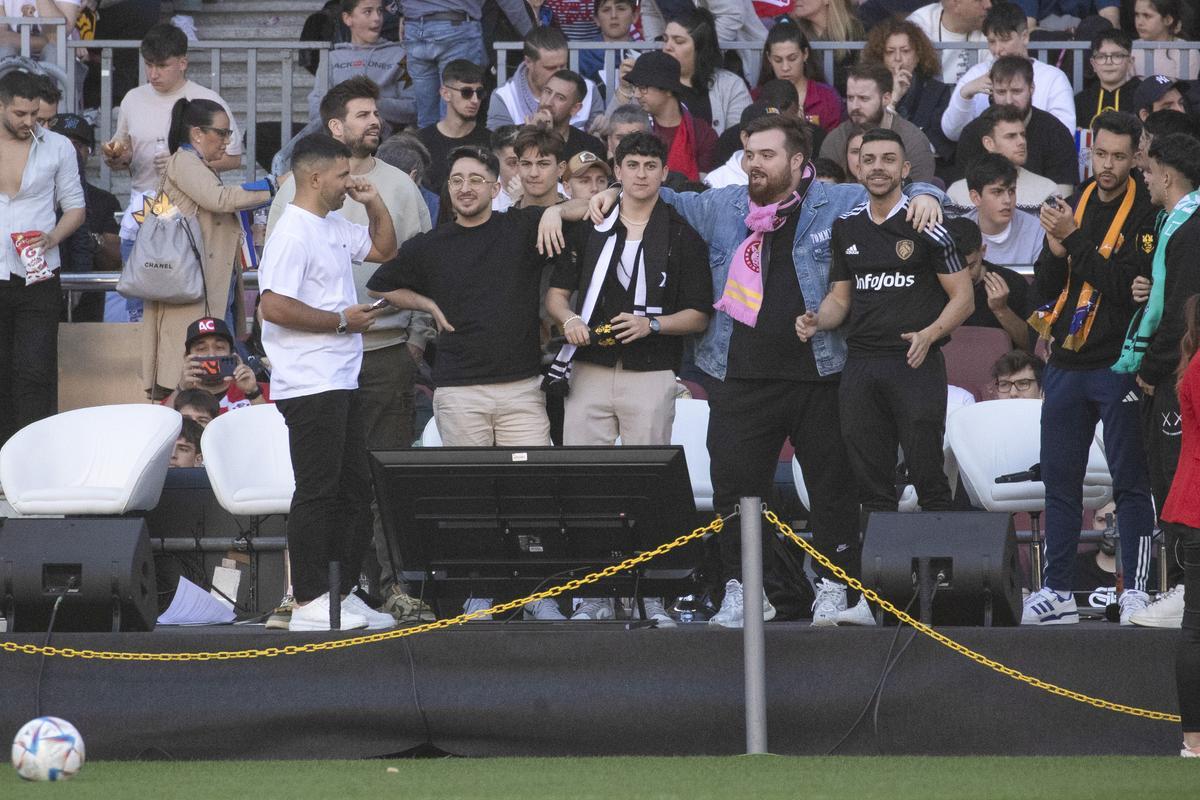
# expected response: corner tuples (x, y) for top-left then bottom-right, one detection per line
(447, 85), (486, 100)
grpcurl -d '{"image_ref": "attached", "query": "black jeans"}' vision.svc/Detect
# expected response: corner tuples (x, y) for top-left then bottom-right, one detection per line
(839, 351), (952, 516)
(1177, 526), (1200, 731)
(0, 275), (61, 446)
(707, 377), (861, 588)
(1144, 386), (1184, 587)
(275, 389), (374, 603)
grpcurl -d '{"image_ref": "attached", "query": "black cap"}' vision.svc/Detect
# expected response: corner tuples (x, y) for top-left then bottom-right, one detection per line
(624, 51), (684, 95)
(184, 317), (234, 352)
(49, 113), (94, 148)
(1133, 74), (1189, 114)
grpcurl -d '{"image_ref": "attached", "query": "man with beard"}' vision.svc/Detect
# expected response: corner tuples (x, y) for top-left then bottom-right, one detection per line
(488, 27), (602, 132)
(259, 133), (398, 632)
(0, 69), (84, 446)
(798, 128), (972, 524)
(531, 69), (607, 162)
(1122, 133), (1200, 629)
(267, 76), (434, 626)
(819, 63), (936, 183)
(588, 114), (946, 627)
(417, 59), (492, 194)
(1024, 110), (1158, 625)
(367, 146), (591, 620)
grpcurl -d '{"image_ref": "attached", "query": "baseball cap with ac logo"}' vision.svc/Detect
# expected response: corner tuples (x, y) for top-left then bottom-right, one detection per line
(184, 316), (235, 352)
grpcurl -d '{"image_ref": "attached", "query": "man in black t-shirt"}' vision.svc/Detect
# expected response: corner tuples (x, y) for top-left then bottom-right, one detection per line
(799, 128), (973, 518)
(416, 60), (492, 195)
(944, 216), (1035, 350)
(367, 145), (590, 447)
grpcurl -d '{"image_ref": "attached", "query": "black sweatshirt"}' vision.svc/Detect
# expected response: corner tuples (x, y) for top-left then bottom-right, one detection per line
(1139, 213), (1200, 388)
(1034, 177), (1158, 371)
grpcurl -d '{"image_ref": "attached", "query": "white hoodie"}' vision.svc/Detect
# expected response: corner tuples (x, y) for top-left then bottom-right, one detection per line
(704, 151), (747, 189)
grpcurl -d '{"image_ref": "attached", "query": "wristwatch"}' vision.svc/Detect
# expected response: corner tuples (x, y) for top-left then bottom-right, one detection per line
(336, 309), (349, 335)
(648, 317), (661, 335)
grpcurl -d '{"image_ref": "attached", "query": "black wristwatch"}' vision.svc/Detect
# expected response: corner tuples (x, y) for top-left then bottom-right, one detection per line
(244, 386), (262, 401)
(648, 317), (661, 335)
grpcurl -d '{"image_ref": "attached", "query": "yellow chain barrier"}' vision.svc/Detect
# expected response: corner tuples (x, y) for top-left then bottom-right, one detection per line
(764, 508), (1181, 724)
(0, 505), (1184, 726)
(0, 517), (724, 662)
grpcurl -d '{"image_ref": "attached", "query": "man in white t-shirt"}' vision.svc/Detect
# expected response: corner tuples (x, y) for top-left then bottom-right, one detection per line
(939, 2), (1075, 142)
(100, 23), (243, 322)
(907, 0), (990, 84)
(258, 133), (400, 633)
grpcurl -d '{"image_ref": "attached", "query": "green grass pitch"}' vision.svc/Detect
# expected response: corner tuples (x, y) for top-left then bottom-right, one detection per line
(1, 756), (1196, 799)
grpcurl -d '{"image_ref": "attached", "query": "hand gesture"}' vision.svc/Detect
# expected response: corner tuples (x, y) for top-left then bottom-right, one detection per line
(563, 317), (590, 346)
(527, 107), (554, 129)
(611, 312), (651, 343)
(505, 174), (524, 204)
(589, 186), (620, 224)
(1131, 276), (1151, 304)
(901, 328), (934, 368)
(1039, 197), (1077, 241)
(343, 303), (379, 333)
(345, 177), (379, 205)
(231, 357), (259, 395)
(905, 194), (943, 233)
(893, 68), (912, 101)
(983, 272), (1010, 313)
(961, 75), (992, 100)
(795, 311), (819, 342)
(537, 205), (566, 256)
(179, 356), (230, 391)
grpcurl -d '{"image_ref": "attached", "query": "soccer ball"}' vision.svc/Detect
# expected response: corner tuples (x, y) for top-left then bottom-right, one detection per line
(11, 717), (85, 781)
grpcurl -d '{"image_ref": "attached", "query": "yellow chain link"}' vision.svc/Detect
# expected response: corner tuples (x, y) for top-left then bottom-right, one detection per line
(764, 509), (1181, 724)
(0, 517), (725, 662)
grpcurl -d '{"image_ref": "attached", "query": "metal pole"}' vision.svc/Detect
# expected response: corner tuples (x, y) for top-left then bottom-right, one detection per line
(739, 498), (768, 755)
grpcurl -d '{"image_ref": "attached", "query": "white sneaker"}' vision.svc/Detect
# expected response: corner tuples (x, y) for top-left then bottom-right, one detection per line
(288, 593), (367, 631)
(463, 597), (493, 621)
(571, 598), (616, 620)
(811, 579), (848, 627)
(1118, 589), (1151, 626)
(1182, 743), (1200, 758)
(1021, 587), (1079, 625)
(524, 598), (566, 620)
(837, 594), (877, 626)
(631, 597), (677, 628)
(343, 592), (397, 630)
(709, 579), (776, 629)
(1130, 584), (1184, 629)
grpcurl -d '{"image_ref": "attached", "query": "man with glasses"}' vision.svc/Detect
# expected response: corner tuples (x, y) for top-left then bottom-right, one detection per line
(990, 350), (1043, 398)
(417, 59), (492, 194)
(101, 23), (242, 323)
(1075, 30), (1142, 130)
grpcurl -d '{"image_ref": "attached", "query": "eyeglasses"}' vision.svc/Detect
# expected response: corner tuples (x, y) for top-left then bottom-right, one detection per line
(1091, 52), (1130, 64)
(200, 126), (234, 140)
(446, 85), (486, 100)
(447, 175), (497, 189)
(996, 378), (1037, 393)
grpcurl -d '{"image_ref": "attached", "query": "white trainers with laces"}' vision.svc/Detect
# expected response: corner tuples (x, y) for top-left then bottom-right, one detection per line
(1118, 589), (1151, 626)
(571, 598), (616, 621)
(709, 579), (776, 629)
(1021, 587), (1078, 625)
(343, 592), (397, 630)
(1130, 584), (1184, 629)
(288, 592), (367, 632)
(837, 594), (877, 626)
(1182, 743), (1200, 758)
(811, 579), (848, 627)
(463, 597), (493, 621)
(631, 597), (677, 628)
(524, 598), (567, 620)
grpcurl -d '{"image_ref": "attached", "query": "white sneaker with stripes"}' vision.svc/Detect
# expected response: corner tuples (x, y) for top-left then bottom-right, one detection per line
(1021, 587), (1079, 625)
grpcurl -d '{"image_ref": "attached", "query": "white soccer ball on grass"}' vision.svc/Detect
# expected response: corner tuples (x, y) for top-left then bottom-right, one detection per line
(11, 716), (85, 781)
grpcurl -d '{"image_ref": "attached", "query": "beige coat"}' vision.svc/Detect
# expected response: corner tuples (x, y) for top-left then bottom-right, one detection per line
(141, 149), (269, 395)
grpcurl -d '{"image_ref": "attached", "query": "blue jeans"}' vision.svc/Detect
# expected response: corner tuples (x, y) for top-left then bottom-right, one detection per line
(104, 237), (143, 323)
(1040, 365), (1155, 593)
(404, 18), (485, 128)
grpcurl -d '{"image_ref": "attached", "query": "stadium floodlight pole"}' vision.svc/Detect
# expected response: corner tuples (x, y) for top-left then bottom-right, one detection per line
(740, 498), (768, 755)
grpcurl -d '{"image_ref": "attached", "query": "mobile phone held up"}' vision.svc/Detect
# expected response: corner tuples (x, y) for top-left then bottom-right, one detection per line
(194, 354), (239, 379)
(369, 297), (391, 311)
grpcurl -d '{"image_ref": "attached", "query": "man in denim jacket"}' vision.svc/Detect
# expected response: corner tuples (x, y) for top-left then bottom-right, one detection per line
(591, 114), (946, 628)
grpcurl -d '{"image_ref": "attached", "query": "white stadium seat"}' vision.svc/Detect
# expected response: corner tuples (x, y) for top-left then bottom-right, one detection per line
(202, 404), (294, 517)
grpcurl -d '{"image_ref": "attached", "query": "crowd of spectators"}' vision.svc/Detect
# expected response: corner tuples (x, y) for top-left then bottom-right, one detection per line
(4, 1), (1200, 633)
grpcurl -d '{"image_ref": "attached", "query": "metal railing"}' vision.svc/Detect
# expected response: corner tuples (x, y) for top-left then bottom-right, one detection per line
(2, 19), (330, 189)
(495, 38), (1200, 104)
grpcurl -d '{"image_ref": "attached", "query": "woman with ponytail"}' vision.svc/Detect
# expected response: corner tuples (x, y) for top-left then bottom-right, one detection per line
(141, 97), (271, 399)
(1163, 294), (1200, 757)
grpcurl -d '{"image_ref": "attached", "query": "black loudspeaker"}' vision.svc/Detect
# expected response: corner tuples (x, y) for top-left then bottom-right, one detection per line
(861, 512), (1021, 627)
(0, 518), (158, 632)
